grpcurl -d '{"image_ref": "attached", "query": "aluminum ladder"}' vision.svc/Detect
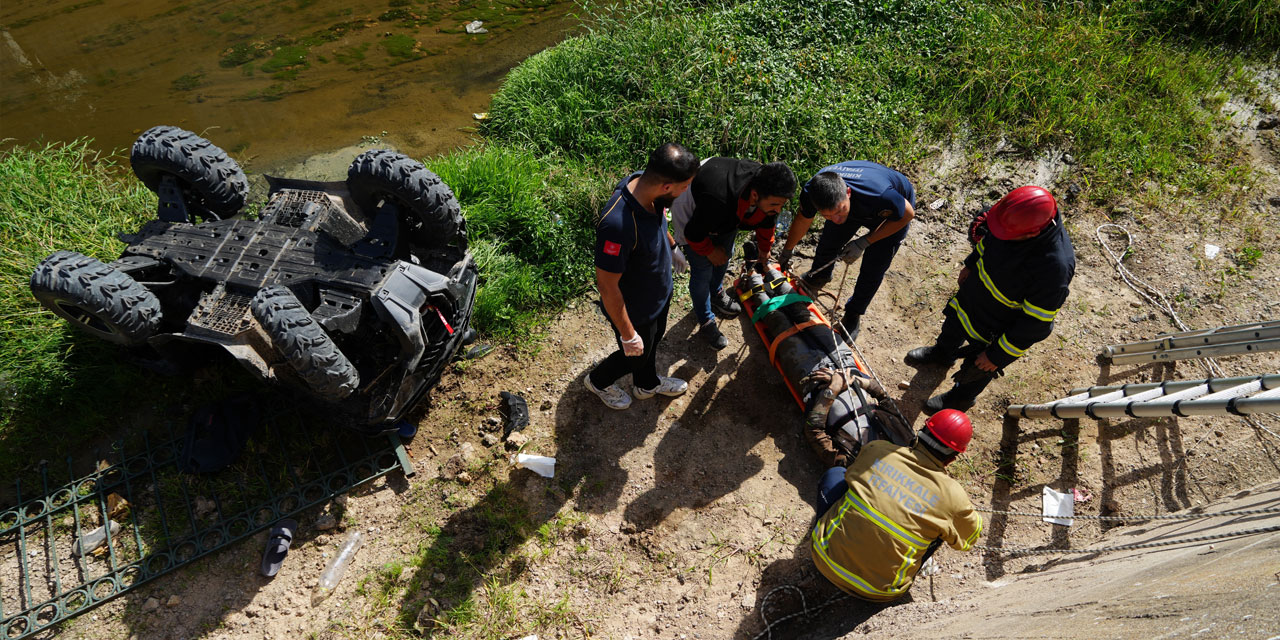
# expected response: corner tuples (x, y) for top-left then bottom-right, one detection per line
(1007, 373), (1280, 419)
(1101, 319), (1280, 365)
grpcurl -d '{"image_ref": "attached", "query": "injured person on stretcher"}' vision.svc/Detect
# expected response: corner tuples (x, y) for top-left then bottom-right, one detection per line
(799, 367), (908, 467)
(733, 255), (912, 467)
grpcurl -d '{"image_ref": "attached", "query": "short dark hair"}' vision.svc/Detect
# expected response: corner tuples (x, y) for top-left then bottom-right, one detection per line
(807, 171), (848, 211)
(643, 143), (699, 183)
(749, 162), (797, 199)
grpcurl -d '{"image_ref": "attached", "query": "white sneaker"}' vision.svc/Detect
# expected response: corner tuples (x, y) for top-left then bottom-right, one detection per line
(585, 376), (632, 410)
(633, 376), (688, 399)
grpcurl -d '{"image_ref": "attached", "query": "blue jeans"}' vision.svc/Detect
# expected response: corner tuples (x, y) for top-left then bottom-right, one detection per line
(685, 231), (739, 325)
(811, 220), (910, 317)
(817, 466), (848, 515)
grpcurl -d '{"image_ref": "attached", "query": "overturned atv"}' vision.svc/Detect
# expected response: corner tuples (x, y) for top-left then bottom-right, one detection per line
(30, 126), (478, 433)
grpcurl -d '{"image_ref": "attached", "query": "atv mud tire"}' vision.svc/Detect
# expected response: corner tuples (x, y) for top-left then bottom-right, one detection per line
(347, 149), (467, 251)
(30, 250), (163, 346)
(251, 286), (359, 400)
(130, 125), (249, 219)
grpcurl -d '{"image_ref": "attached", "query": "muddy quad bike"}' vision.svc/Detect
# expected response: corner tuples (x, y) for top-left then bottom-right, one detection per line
(30, 125), (478, 434)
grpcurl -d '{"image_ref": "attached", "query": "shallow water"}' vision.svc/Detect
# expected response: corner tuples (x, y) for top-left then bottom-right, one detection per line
(0, 0), (574, 173)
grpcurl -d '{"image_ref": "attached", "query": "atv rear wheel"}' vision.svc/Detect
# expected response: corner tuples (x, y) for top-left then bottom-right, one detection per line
(346, 149), (467, 252)
(251, 286), (359, 400)
(30, 250), (163, 346)
(131, 125), (249, 220)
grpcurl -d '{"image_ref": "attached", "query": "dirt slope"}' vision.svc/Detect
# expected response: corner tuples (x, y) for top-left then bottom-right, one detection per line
(51, 112), (1280, 640)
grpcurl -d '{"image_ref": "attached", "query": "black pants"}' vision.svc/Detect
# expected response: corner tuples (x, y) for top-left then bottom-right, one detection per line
(589, 300), (671, 391)
(810, 221), (910, 317)
(934, 307), (1001, 406)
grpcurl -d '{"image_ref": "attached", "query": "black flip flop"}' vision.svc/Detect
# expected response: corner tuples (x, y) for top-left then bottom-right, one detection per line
(260, 518), (298, 578)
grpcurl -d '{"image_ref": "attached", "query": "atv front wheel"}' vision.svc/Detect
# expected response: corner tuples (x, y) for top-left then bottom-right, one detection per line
(251, 286), (359, 400)
(131, 125), (249, 220)
(30, 250), (163, 346)
(347, 149), (467, 252)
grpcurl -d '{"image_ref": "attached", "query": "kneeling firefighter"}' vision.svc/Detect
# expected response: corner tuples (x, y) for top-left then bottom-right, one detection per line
(811, 410), (983, 602)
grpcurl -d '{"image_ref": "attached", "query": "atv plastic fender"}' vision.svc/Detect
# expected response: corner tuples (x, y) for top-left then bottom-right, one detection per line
(371, 261), (454, 373)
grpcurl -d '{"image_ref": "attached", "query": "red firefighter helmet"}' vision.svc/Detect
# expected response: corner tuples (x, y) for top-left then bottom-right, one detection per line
(986, 186), (1057, 240)
(924, 409), (972, 454)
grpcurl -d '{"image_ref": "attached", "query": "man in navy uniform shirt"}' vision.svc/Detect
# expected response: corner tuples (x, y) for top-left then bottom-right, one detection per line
(775, 161), (916, 339)
(586, 143), (700, 410)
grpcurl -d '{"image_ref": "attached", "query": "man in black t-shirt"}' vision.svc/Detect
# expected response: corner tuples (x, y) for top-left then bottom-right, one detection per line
(586, 143), (701, 410)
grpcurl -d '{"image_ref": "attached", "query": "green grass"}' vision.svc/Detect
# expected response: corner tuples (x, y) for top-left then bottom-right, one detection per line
(426, 146), (603, 339)
(0, 142), (168, 472)
(486, 0), (1273, 199)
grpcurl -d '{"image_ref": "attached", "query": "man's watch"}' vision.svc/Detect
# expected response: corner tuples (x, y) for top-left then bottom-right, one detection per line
(820, 387), (837, 402)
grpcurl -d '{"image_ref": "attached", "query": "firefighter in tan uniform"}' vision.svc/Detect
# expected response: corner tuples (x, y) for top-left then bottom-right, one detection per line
(810, 409), (982, 601)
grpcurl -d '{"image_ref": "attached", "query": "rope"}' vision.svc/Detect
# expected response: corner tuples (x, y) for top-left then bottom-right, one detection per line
(973, 505), (1280, 522)
(752, 584), (848, 640)
(975, 522), (1280, 556)
(1094, 224), (1280, 447)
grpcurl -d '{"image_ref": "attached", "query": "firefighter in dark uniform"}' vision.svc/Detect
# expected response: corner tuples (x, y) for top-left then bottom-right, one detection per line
(811, 409), (982, 602)
(905, 186), (1076, 415)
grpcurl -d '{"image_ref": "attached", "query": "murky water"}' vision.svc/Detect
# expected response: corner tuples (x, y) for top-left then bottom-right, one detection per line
(0, 0), (574, 172)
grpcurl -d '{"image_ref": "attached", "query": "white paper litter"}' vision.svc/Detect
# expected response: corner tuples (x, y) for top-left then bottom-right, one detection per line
(1042, 486), (1074, 526)
(465, 20), (488, 34)
(511, 453), (555, 478)
(1205, 244), (1221, 259)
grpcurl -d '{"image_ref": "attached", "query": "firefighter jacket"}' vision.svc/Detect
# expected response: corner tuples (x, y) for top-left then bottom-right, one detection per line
(811, 439), (982, 602)
(952, 212), (1075, 370)
(681, 157), (778, 257)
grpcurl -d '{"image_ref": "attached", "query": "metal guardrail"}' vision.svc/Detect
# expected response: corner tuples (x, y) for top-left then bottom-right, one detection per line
(1, 418), (413, 638)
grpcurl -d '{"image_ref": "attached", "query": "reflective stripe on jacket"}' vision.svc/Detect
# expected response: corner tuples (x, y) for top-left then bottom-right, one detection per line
(952, 212), (1075, 369)
(811, 440), (982, 601)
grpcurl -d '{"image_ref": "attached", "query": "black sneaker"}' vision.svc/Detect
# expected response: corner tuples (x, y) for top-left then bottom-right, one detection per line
(904, 345), (957, 367)
(699, 320), (728, 350)
(710, 289), (742, 317)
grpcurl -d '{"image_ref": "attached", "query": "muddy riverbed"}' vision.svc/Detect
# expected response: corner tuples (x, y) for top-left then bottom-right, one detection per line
(0, 0), (574, 173)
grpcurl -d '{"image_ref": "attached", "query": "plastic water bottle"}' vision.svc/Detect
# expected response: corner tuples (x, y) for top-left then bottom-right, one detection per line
(312, 530), (364, 605)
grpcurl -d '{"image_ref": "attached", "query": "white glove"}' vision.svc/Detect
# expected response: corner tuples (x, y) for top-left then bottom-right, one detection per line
(671, 246), (689, 275)
(621, 332), (645, 357)
(839, 236), (872, 264)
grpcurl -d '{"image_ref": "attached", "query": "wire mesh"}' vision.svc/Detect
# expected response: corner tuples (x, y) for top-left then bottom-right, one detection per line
(0, 416), (410, 638)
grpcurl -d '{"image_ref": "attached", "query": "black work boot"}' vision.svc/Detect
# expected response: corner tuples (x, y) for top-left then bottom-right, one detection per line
(904, 345), (958, 367)
(922, 391), (975, 416)
(800, 270), (832, 291)
(841, 313), (862, 341)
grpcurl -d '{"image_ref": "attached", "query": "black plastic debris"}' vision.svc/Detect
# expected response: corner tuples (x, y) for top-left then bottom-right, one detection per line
(498, 391), (529, 437)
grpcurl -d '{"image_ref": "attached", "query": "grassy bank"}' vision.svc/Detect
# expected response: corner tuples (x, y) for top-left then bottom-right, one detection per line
(487, 0), (1277, 198)
(0, 142), (166, 471)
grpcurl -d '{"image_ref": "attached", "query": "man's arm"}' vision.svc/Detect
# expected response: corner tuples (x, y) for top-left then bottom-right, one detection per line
(864, 200), (915, 245)
(596, 268), (635, 341)
(782, 213), (815, 252)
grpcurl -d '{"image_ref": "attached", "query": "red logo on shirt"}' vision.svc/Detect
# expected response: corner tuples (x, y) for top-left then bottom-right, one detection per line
(603, 241), (621, 256)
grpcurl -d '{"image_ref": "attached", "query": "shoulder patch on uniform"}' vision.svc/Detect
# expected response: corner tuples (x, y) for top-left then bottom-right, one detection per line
(603, 240), (621, 256)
